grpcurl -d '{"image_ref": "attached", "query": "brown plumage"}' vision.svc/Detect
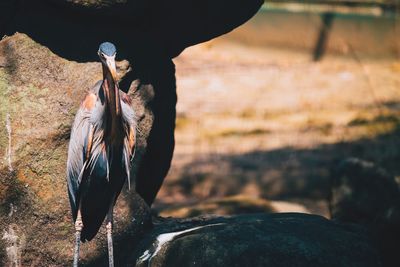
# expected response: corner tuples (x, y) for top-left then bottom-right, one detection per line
(66, 42), (136, 266)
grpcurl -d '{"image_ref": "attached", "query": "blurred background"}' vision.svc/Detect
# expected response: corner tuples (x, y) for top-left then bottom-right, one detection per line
(153, 0), (400, 218)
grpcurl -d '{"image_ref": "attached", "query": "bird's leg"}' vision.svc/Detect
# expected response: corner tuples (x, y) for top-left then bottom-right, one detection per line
(73, 208), (83, 267)
(106, 205), (114, 267)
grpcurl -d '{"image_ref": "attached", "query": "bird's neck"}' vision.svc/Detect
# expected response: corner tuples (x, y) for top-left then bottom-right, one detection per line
(102, 68), (123, 144)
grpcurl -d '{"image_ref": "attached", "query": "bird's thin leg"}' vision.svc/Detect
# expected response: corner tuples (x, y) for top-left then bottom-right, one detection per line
(73, 208), (83, 267)
(106, 205), (114, 267)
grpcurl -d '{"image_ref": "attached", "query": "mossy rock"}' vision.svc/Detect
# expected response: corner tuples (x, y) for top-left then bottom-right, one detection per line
(0, 33), (150, 266)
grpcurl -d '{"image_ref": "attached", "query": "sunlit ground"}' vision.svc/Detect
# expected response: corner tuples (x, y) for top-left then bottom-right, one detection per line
(154, 9), (400, 218)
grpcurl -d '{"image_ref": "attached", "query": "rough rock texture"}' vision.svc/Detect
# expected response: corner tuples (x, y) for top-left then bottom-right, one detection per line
(127, 213), (382, 267)
(330, 158), (400, 226)
(330, 158), (400, 267)
(0, 32), (153, 266)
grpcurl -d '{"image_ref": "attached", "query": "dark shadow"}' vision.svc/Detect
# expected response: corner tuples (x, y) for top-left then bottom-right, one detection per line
(313, 12), (335, 61)
(157, 115), (400, 266)
(380, 100), (400, 110)
(330, 158), (400, 267)
(2, 0), (264, 63)
(162, 120), (400, 205)
(82, 191), (153, 267)
(0, 36), (18, 77)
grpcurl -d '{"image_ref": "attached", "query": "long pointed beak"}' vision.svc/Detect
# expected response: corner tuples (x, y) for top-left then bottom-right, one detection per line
(103, 55), (120, 116)
(106, 57), (117, 82)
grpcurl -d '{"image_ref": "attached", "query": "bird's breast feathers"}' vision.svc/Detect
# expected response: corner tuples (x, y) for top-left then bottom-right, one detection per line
(82, 93), (97, 111)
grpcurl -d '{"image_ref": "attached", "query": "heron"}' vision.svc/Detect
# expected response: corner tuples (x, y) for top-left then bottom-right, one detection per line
(66, 42), (136, 267)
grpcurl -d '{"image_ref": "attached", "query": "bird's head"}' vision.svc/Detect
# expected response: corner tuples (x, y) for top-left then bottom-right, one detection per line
(98, 42), (117, 81)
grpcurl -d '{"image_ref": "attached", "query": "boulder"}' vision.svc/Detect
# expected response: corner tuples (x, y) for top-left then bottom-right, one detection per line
(125, 213), (382, 267)
(330, 158), (400, 267)
(1, 0), (264, 59)
(0, 32), (153, 266)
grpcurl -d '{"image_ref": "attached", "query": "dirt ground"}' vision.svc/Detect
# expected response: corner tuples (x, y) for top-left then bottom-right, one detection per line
(154, 31), (400, 218)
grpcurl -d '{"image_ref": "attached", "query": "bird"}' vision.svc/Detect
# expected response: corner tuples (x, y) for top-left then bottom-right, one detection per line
(66, 42), (136, 267)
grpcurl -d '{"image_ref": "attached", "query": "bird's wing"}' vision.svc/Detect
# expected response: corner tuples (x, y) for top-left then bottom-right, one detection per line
(66, 92), (97, 220)
(121, 92), (136, 189)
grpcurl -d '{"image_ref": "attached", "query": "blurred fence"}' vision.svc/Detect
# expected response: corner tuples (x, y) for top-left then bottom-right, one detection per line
(221, 1), (400, 60)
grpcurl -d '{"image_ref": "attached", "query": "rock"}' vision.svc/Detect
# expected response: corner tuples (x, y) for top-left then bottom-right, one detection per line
(1, 0), (264, 58)
(0, 32), (152, 266)
(330, 158), (400, 225)
(49, 0), (130, 8)
(126, 213), (382, 267)
(330, 158), (400, 267)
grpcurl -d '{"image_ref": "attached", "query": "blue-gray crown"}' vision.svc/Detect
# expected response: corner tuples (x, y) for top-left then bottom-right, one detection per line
(98, 42), (116, 56)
